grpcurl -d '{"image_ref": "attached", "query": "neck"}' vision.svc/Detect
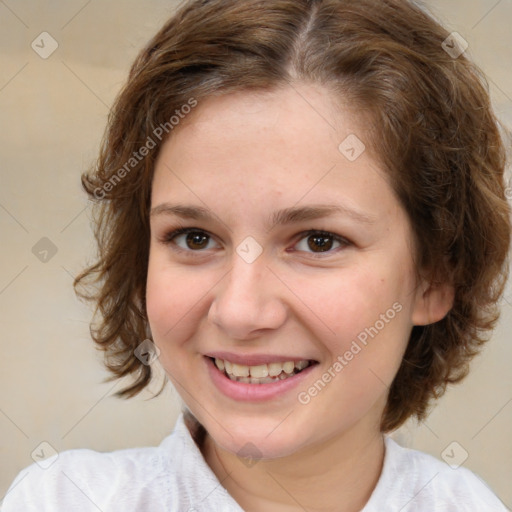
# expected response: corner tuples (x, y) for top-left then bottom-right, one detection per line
(201, 420), (385, 512)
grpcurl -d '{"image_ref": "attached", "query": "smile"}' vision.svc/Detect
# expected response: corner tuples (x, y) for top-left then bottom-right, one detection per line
(205, 355), (318, 402)
(211, 357), (313, 384)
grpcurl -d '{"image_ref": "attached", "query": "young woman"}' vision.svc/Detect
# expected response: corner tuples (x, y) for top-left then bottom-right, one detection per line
(4, 0), (510, 510)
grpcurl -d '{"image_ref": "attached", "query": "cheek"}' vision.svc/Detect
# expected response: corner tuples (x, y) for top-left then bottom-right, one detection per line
(308, 269), (402, 339)
(312, 267), (413, 381)
(145, 251), (202, 346)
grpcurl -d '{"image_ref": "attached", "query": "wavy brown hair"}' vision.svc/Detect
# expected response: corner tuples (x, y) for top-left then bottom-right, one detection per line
(75, 0), (511, 432)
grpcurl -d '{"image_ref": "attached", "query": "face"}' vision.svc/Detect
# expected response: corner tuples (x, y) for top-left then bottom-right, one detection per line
(146, 83), (427, 459)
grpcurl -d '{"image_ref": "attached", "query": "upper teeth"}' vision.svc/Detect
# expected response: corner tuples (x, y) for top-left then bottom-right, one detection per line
(215, 358), (310, 378)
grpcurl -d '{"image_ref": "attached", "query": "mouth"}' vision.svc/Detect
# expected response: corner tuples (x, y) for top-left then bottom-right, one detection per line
(208, 356), (318, 385)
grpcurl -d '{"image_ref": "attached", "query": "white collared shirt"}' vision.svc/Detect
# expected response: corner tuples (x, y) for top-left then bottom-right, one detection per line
(2, 412), (506, 511)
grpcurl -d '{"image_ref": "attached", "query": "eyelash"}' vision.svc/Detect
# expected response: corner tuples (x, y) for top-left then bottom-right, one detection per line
(160, 227), (351, 259)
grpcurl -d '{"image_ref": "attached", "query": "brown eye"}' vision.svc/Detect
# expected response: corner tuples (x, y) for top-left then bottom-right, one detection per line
(184, 231), (210, 250)
(163, 228), (218, 252)
(294, 230), (350, 256)
(307, 233), (335, 252)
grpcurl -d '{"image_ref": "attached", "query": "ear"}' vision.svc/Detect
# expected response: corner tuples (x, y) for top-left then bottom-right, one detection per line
(411, 277), (455, 326)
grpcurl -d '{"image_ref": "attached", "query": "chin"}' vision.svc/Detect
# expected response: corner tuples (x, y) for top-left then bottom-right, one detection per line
(203, 414), (309, 460)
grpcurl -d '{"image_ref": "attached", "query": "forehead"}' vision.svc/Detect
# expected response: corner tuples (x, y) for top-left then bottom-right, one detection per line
(163, 84), (367, 160)
(151, 84), (397, 226)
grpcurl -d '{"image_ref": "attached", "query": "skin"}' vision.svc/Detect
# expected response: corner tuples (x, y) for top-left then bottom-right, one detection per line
(146, 83), (454, 512)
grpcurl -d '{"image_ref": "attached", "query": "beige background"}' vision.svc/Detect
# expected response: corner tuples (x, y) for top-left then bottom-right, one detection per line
(1, 0), (511, 508)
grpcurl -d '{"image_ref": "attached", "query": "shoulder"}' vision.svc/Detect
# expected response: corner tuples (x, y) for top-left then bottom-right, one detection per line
(2, 413), (240, 512)
(364, 436), (507, 511)
(2, 440), (172, 511)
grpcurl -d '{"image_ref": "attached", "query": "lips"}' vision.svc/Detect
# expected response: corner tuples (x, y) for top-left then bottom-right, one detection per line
(204, 354), (318, 401)
(213, 357), (312, 384)
(205, 351), (318, 367)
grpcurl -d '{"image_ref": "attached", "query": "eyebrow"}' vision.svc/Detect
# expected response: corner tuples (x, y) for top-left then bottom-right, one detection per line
(150, 203), (376, 228)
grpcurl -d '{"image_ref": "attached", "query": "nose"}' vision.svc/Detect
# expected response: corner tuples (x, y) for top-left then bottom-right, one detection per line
(208, 252), (287, 340)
